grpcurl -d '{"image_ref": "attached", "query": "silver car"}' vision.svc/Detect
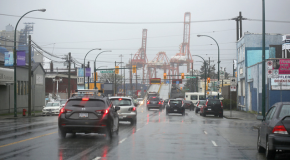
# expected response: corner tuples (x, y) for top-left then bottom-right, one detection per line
(42, 102), (61, 115)
(109, 97), (137, 124)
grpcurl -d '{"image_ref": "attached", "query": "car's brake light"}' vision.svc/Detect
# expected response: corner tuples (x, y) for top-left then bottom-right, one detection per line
(59, 108), (72, 115)
(119, 98), (122, 101)
(221, 101), (223, 108)
(205, 100), (208, 108)
(197, 102), (199, 107)
(272, 125), (288, 134)
(132, 107), (136, 111)
(82, 97), (89, 101)
(147, 101), (150, 104)
(158, 101), (161, 104)
(96, 109), (109, 114)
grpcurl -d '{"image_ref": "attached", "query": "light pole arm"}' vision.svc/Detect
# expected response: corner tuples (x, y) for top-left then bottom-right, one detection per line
(83, 48), (101, 89)
(192, 55), (207, 99)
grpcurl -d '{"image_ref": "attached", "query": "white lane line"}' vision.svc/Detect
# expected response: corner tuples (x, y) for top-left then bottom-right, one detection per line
(136, 128), (141, 131)
(119, 138), (127, 144)
(211, 140), (218, 147)
(204, 131), (208, 135)
(92, 157), (101, 160)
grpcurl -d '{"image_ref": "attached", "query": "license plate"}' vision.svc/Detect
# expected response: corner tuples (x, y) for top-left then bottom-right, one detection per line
(79, 113), (88, 118)
(174, 109), (177, 111)
(208, 109), (211, 110)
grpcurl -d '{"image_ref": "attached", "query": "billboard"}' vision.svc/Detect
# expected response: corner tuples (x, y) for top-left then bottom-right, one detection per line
(4, 51), (26, 66)
(267, 59), (290, 78)
(150, 78), (161, 84)
(77, 68), (84, 77)
(85, 68), (91, 77)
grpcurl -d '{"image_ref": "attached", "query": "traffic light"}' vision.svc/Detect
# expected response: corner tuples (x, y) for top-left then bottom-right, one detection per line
(94, 72), (98, 81)
(181, 73), (184, 79)
(115, 66), (119, 74)
(132, 65), (136, 73)
(207, 77), (210, 83)
(163, 73), (167, 79)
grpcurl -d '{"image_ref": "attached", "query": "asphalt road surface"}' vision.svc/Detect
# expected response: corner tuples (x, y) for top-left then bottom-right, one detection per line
(0, 103), (289, 160)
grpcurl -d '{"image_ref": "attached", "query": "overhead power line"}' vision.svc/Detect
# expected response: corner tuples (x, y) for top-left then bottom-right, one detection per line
(0, 13), (231, 24)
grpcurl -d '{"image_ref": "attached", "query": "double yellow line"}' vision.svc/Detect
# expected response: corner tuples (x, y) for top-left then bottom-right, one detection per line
(0, 132), (56, 148)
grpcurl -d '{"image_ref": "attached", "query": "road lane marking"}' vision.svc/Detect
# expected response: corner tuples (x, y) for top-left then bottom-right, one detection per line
(119, 138), (127, 144)
(211, 140), (218, 147)
(0, 132), (56, 148)
(92, 157), (101, 160)
(204, 131), (208, 135)
(136, 128), (141, 131)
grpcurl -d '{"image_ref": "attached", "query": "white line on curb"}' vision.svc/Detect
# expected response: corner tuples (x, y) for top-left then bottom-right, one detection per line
(136, 128), (141, 131)
(211, 140), (218, 147)
(204, 131), (208, 135)
(92, 157), (101, 160)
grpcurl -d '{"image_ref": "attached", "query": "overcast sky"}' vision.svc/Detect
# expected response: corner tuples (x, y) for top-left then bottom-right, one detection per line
(1, 0), (289, 78)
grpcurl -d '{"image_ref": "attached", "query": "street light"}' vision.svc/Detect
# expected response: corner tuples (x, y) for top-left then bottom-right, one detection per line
(13, 9), (46, 117)
(94, 50), (111, 89)
(83, 48), (101, 89)
(192, 55), (207, 100)
(197, 35), (220, 99)
(94, 65), (108, 89)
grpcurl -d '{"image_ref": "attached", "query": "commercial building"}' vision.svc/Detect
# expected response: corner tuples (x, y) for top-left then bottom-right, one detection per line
(236, 32), (289, 112)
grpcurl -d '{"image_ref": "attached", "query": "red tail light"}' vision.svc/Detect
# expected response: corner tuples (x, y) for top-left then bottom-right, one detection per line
(272, 125), (288, 134)
(59, 108), (72, 115)
(132, 107), (136, 111)
(204, 100), (208, 108)
(119, 98), (122, 101)
(147, 101), (150, 104)
(158, 101), (161, 104)
(221, 101), (223, 108)
(197, 102), (199, 107)
(96, 109), (109, 114)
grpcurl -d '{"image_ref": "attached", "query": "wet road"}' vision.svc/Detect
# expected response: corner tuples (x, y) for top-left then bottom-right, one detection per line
(0, 103), (289, 160)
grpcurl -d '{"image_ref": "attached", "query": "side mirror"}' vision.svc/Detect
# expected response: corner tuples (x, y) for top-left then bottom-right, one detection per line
(257, 115), (264, 120)
(115, 106), (120, 111)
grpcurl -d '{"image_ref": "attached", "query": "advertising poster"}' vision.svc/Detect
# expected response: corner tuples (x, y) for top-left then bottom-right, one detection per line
(279, 59), (290, 74)
(85, 68), (91, 77)
(17, 51), (26, 66)
(4, 51), (13, 66)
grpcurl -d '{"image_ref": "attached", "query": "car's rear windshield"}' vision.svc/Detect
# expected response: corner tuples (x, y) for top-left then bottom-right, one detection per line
(137, 98), (143, 101)
(170, 100), (182, 104)
(66, 99), (106, 108)
(149, 97), (160, 101)
(164, 99), (169, 102)
(191, 95), (197, 100)
(110, 99), (132, 106)
(199, 95), (206, 100)
(208, 100), (221, 105)
(199, 101), (206, 105)
(46, 103), (60, 107)
(279, 105), (290, 118)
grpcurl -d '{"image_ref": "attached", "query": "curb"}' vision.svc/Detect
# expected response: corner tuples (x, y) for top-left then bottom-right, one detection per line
(223, 115), (242, 120)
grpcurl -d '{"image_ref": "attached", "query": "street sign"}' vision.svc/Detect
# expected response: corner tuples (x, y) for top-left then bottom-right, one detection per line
(101, 70), (114, 73)
(230, 86), (236, 92)
(166, 80), (169, 84)
(220, 71), (225, 80)
(176, 81), (179, 84)
(230, 78), (237, 86)
(186, 76), (196, 78)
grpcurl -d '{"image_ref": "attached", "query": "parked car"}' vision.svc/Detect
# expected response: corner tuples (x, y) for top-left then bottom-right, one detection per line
(110, 97), (137, 124)
(58, 95), (120, 139)
(58, 99), (68, 108)
(42, 102), (62, 115)
(147, 97), (163, 111)
(257, 102), (290, 159)
(166, 99), (185, 116)
(195, 100), (206, 113)
(200, 99), (223, 117)
(162, 99), (169, 109)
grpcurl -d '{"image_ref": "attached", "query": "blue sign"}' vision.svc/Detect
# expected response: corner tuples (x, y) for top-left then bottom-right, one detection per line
(85, 68), (91, 77)
(17, 51), (26, 66)
(166, 80), (169, 84)
(176, 81), (179, 84)
(78, 68), (84, 77)
(4, 51), (13, 66)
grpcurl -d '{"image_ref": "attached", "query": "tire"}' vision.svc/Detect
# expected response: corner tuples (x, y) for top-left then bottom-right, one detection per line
(166, 110), (169, 115)
(182, 111), (185, 116)
(257, 133), (265, 153)
(203, 113), (206, 117)
(115, 123), (119, 135)
(195, 109), (198, 114)
(159, 107), (162, 111)
(147, 107), (150, 111)
(219, 113), (223, 118)
(131, 118), (136, 125)
(58, 129), (66, 139)
(199, 112), (202, 116)
(266, 139), (275, 159)
(106, 123), (113, 140)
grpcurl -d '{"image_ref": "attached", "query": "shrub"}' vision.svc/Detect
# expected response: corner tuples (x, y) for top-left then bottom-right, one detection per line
(222, 99), (237, 110)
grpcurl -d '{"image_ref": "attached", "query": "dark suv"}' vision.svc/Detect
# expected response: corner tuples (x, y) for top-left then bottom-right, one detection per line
(200, 99), (223, 117)
(58, 95), (120, 139)
(147, 97), (163, 111)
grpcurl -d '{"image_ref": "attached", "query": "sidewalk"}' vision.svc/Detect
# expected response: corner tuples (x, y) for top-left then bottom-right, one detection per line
(0, 112), (43, 120)
(223, 110), (259, 121)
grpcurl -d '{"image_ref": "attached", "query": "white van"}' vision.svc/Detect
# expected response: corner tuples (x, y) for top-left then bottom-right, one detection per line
(184, 92), (206, 106)
(207, 91), (224, 100)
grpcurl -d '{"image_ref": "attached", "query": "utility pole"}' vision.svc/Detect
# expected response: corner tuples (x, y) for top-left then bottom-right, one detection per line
(87, 61), (90, 89)
(136, 67), (137, 97)
(239, 12), (243, 39)
(208, 57), (210, 78)
(68, 52), (71, 98)
(115, 61), (116, 96)
(119, 54), (124, 95)
(28, 35), (32, 116)
(262, 0), (266, 118)
(124, 66), (126, 96)
(130, 53), (133, 96)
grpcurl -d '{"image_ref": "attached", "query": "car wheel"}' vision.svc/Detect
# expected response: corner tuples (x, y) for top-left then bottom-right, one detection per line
(266, 139), (275, 158)
(159, 107), (162, 111)
(203, 113), (206, 117)
(115, 123), (119, 135)
(147, 107), (150, 111)
(257, 133), (265, 153)
(58, 129), (66, 139)
(195, 109), (198, 114)
(182, 111), (185, 116)
(166, 110), (169, 115)
(199, 112), (202, 116)
(219, 113), (223, 118)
